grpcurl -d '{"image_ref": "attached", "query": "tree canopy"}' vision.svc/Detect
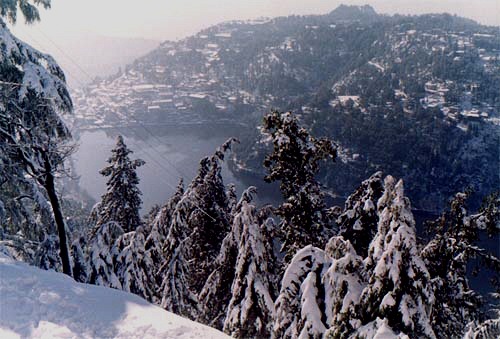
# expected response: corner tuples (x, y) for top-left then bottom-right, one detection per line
(0, 0), (51, 24)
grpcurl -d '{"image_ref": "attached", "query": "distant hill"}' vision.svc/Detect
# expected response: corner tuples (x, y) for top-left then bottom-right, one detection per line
(327, 4), (379, 22)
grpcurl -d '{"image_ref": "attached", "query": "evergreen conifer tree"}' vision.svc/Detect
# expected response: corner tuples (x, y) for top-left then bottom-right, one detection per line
(95, 135), (145, 233)
(159, 139), (235, 316)
(198, 187), (256, 329)
(223, 190), (277, 338)
(158, 199), (200, 318)
(323, 236), (365, 339)
(87, 221), (123, 289)
(145, 179), (184, 275)
(422, 192), (500, 338)
(71, 235), (89, 283)
(158, 139), (236, 319)
(359, 176), (435, 338)
(463, 295), (500, 339)
(262, 111), (336, 263)
(115, 227), (154, 301)
(0, 16), (74, 277)
(273, 245), (331, 339)
(1, 0), (51, 23)
(34, 233), (61, 271)
(337, 171), (384, 257)
(183, 139), (237, 290)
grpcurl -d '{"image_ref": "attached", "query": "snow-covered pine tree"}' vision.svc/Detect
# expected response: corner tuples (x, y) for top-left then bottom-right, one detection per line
(0, 168), (52, 244)
(158, 139), (237, 319)
(223, 190), (277, 338)
(198, 187), (257, 329)
(157, 202), (200, 318)
(323, 236), (365, 339)
(95, 135), (145, 233)
(115, 227), (154, 301)
(142, 204), (160, 235)
(273, 245), (331, 339)
(87, 221), (123, 289)
(463, 293), (500, 339)
(0, 14), (74, 276)
(226, 183), (238, 216)
(359, 176), (435, 338)
(34, 233), (61, 271)
(145, 178), (184, 270)
(144, 180), (185, 304)
(0, 0), (50, 24)
(183, 139), (237, 291)
(421, 191), (500, 338)
(337, 171), (384, 257)
(262, 111), (336, 263)
(71, 235), (89, 283)
(157, 175), (208, 319)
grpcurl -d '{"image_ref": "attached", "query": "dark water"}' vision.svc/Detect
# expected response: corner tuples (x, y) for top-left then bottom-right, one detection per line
(73, 123), (281, 212)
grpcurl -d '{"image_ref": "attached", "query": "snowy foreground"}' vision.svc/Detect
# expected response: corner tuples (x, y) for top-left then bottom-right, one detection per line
(0, 254), (230, 339)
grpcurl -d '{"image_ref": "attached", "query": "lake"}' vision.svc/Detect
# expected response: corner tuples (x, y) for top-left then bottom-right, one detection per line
(73, 123), (281, 213)
(72, 122), (437, 227)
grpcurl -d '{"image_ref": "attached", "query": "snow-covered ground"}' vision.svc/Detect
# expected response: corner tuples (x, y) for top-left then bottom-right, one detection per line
(0, 254), (230, 339)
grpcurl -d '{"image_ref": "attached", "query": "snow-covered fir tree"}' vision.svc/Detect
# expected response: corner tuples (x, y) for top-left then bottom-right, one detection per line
(273, 245), (331, 339)
(223, 189), (277, 338)
(422, 191), (500, 338)
(198, 187), (256, 329)
(144, 179), (185, 304)
(115, 227), (155, 301)
(71, 235), (89, 283)
(359, 176), (435, 338)
(34, 233), (61, 272)
(157, 203), (200, 319)
(226, 183), (238, 216)
(142, 204), (160, 235)
(158, 175), (212, 318)
(272, 174), (445, 338)
(94, 135), (145, 233)
(337, 171), (384, 257)
(145, 178), (184, 270)
(323, 236), (365, 339)
(183, 139), (237, 291)
(0, 13), (74, 276)
(158, 138), (237, 320)
(87, 221), (123, 289)
(464, 293), (500, 339)
(352, 317), (410, 339)
(262, 111), (336, 263)
(0, 0), (50, 24)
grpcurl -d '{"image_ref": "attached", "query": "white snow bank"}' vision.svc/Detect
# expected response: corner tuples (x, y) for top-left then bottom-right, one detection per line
(0, 254), (229, 339)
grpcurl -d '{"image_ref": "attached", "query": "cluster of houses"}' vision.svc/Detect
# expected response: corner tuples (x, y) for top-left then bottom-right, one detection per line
(70, 24), (264, 129)
(69, 18), (498, 135)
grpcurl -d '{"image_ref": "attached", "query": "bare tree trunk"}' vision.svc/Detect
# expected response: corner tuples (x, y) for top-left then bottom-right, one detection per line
(43, 158), (73, 278)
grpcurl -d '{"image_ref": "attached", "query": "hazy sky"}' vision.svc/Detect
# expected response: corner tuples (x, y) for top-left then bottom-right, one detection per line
(10, 0), (500, 41)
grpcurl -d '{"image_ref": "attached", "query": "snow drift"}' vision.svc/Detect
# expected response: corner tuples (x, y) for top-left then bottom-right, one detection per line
(0, 254), (230, 339)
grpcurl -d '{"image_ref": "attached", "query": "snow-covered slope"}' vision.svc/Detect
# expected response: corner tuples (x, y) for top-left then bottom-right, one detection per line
(0, 254), (230, 339)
